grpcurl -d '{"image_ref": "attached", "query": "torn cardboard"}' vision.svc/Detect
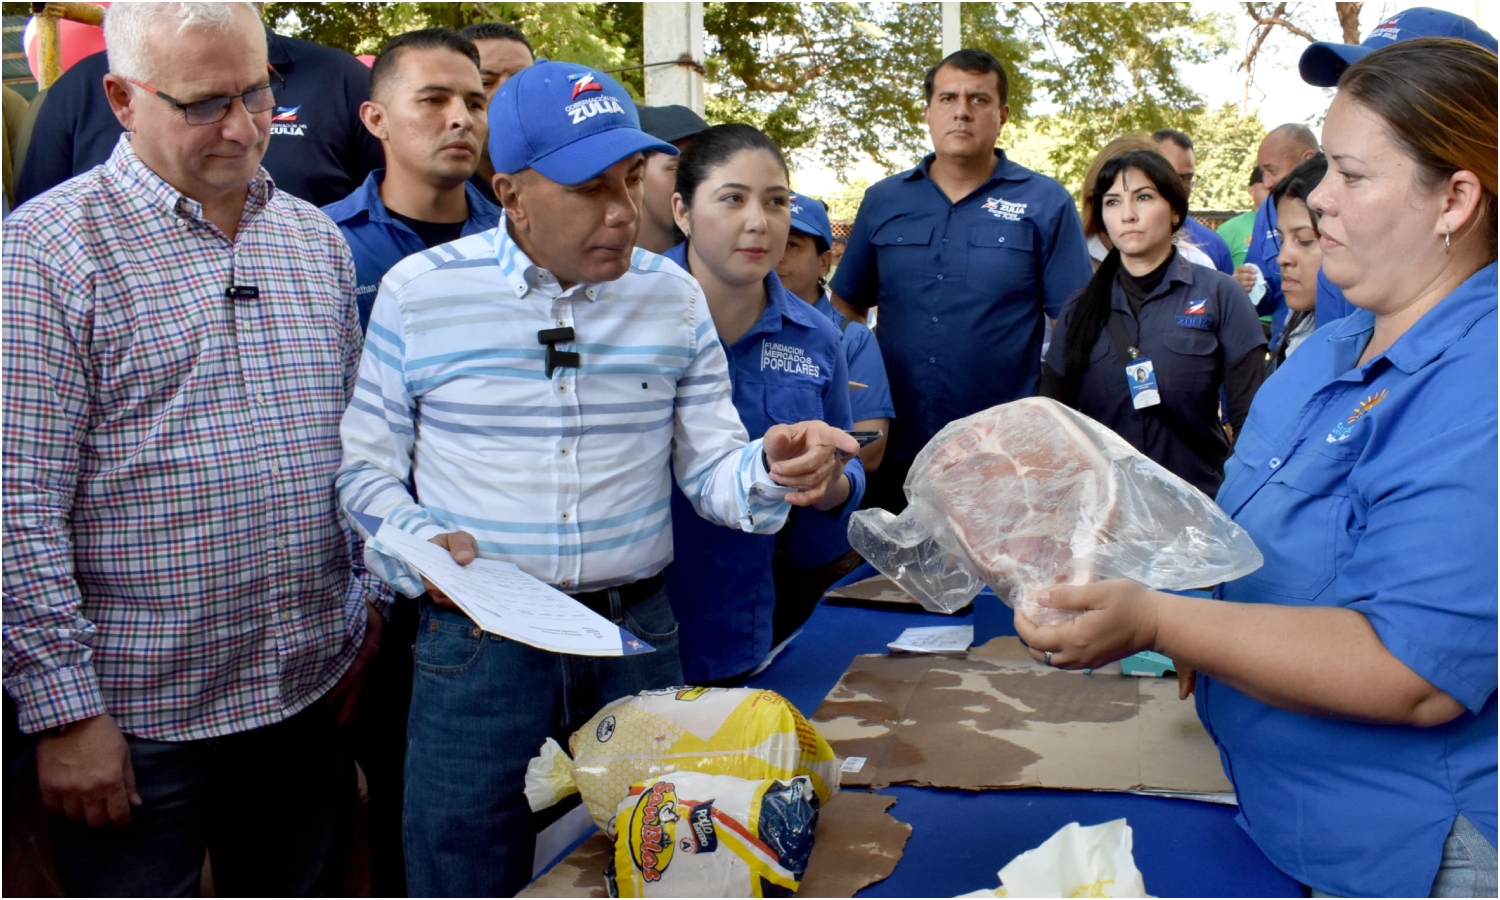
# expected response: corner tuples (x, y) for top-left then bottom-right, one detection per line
(823, 573), (935, 608)
(517, 791), (911, 898)
(811, 637), (1232, 796)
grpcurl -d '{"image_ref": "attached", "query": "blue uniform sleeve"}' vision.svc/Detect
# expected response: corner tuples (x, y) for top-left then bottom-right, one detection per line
(1247, 198), (1284, 316)
(1345, 413), (1498, 714)
(1314, 270), (1359, 326)
(1040, 195), (1093, 319)
(829, 196), (880, 310)
(842, 324), (895, 422)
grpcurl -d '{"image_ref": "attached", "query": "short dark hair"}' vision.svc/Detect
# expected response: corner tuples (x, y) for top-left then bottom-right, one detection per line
(675, 123), (788, 210)
(460, 22), (533, 55)
(1152, 128), (1194, 151)
(370, 28), (480, 99)
(1249, 165), (1264, 186)
(924, 48), (1008, 105)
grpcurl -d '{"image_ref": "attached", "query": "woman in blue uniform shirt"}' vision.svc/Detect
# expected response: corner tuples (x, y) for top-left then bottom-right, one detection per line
(1014, 39), (1497, 898)
(1041, 148), (1267, 496)
(660, 124), (865, 683)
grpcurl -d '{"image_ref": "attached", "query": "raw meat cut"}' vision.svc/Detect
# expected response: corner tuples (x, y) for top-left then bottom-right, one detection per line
(849, 398), (1263, 619)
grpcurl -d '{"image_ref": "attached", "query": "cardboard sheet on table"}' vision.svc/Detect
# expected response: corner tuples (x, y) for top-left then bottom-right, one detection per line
(823, 572), (942, 608)
(811, 637), (1233, 797)
(515, 791), (910, 898)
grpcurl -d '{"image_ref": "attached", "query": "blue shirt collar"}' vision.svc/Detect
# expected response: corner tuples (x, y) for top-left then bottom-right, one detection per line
(1326, 262), (1498, 375)
(905, 148), (1026, 186)
(327, 169), (499, 232)
(663, 243), (822, 344)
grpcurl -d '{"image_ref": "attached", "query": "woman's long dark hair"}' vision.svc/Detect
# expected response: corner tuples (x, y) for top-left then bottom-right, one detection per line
(1061, 149), (1189, 400)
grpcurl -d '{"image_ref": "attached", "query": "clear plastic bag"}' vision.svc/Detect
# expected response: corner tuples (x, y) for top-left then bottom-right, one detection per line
(848, 398), (1263, 623)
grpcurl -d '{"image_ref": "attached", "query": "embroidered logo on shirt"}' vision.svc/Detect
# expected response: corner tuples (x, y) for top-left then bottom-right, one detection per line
(982, 197), (1028, 221)
(1176, 298), (1213, 330)
(760, 341), (821, 378)
(1326, 389), (1388, 443)
(270, 105), (307, 137)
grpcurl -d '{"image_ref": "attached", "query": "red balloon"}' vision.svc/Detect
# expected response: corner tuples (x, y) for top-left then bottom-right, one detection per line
(357, 54), (376, 68)
(24, 4), (110, 82)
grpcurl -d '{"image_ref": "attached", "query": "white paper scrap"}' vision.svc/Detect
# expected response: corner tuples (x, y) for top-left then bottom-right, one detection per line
(368, 516), (653, 658)
(887, 625), (974, 655)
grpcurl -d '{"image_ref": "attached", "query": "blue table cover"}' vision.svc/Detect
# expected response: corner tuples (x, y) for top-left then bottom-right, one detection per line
(746, 564), (1301, 898)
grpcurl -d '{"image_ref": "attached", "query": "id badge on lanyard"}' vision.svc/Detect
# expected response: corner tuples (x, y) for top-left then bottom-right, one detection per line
(1125, 358), (1161, 409)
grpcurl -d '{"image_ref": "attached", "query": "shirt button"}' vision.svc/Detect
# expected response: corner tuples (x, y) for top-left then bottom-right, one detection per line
(558, 319), (566, 327)
(936, 274), (944, 281)
(560, 447), (569, 456)
(943, 238), (949, 243)
(559, 384), (567, 392)
(999, 237), (1006, 243)
(1269, 457), (1282, 469)
(560, 579), (572, 588)
(276, 535), (289, 549)
(896, 236), (904, 243)
(929, 357), (937, 364)
(931, 316), (939, 323)
(270, 459), (282, 475)
(561, 512), (570, 521)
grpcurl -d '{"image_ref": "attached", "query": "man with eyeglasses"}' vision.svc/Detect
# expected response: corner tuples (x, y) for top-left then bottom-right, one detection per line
(1152, 128), (1235, 276)
(12, 2), (381, 209)
(1, 4), (388, 895)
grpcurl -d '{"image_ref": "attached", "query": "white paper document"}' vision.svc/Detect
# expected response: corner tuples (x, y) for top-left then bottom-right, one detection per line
(887, 625), (974, 655)
(366, 515), (654, 658)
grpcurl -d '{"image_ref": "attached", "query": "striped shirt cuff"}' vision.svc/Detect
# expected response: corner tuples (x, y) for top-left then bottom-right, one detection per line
(10, 664), (107, 734)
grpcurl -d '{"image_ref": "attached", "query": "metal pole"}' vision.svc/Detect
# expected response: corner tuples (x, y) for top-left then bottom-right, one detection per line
(32, 2), (106, 89)
(643, 1), (705, 113)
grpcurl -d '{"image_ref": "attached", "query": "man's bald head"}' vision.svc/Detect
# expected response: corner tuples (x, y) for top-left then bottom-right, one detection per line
(1258, 123), (1320, 190)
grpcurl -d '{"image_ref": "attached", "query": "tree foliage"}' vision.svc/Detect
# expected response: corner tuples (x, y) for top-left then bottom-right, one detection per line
(261, 2), (1233, 187)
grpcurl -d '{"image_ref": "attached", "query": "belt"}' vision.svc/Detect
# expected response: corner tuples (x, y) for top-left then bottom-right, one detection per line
(567, 573), (665, 617)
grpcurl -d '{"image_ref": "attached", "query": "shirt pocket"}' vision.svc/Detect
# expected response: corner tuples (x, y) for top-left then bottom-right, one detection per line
(966, 222), (1035, 294)
(871, 219), (935, 282)
(763, 383), (825, 427)
(1253, 449), (1354, 601)
(1161, 326), (1220, 391)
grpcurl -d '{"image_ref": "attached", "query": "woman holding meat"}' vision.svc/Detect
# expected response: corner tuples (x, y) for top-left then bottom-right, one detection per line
(659, 124), (865, 684)
(1017, 39), (1497, 898)
(1040, 148), (1266, 497)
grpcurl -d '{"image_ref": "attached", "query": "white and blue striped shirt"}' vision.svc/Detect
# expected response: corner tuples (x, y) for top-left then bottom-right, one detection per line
(337, 219), (791, 595)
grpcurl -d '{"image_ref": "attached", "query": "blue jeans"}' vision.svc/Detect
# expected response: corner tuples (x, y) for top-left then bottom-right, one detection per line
(402, 587), (683, 898)
(51, 705), (355, 897)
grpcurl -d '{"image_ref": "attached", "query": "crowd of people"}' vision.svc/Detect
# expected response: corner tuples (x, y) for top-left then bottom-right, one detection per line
(1, 3), (1494, 899)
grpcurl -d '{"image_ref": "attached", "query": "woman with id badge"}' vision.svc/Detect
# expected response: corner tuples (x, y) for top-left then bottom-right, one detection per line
(1041, 149), (1266, 496)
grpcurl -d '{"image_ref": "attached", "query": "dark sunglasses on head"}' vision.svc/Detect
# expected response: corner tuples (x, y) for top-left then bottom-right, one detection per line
(125, 64), (286, 126)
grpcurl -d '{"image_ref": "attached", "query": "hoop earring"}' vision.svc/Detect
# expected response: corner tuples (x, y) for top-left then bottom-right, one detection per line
(1445, 228), (1451, 253)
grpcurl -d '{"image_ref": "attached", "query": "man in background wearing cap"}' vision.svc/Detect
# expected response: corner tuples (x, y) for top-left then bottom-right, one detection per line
(1296, 6), (1497, 327)
(336, 61), (857, 896)
(773, 194), (897, 640)
(635, 103), (709, 253)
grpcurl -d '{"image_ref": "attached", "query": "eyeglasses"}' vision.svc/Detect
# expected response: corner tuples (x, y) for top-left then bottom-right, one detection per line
(125, 66), (285, 126)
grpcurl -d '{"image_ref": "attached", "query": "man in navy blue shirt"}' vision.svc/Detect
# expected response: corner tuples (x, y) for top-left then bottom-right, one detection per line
(14, 20), (382, 209)
(1152, 129), (1234, 275)
(320, 28), (499, 898)
(831, 48), (1091, 512)
(323, 28), (500, 330)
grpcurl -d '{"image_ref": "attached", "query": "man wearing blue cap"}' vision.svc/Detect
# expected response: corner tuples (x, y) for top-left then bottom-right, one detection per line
(1296, 6), (1498, 328)
(336, 60), (857, 896)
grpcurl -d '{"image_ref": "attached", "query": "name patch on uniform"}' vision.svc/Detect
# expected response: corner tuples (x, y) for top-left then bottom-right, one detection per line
(760, 341), (821, 378)
(981, 197), (1028, 221)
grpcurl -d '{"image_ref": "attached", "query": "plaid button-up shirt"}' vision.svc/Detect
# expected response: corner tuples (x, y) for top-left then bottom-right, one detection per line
(2, 136), (391, 740)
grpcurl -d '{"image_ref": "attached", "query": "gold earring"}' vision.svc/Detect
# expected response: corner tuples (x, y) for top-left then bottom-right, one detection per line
(1445, 228), (1451, 253)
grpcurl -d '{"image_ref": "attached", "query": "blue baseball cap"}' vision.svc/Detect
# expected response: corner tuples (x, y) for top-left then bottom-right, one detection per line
(788, 194), (833, 254)
(488, 60), (677, 185)
(1300, 7), (1498, 87)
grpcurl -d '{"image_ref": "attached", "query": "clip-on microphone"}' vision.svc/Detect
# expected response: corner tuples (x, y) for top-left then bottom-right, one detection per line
(537, 327), (580, 378)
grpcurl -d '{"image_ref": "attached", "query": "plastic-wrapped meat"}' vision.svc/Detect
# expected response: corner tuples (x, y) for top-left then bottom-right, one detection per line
(919, 399), (1121, 602)
(848, 398), (1263, 620)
